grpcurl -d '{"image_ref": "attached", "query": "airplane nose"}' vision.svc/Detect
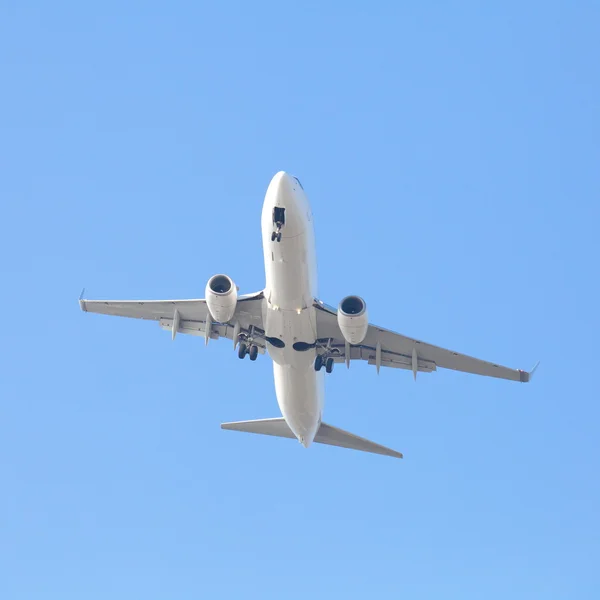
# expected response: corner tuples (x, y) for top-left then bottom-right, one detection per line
(270, 171), (294, 195)
(264, 170), (305, 238)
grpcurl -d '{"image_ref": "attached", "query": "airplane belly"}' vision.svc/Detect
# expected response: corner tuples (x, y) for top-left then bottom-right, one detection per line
(265, 305), (316, 365)
(273, 361), (323, 445)
(265, 305), (323, 444)
(264, 231), (314, 309)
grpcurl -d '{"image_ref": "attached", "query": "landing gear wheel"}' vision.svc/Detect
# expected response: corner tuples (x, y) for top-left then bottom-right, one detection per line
(314, 354), (323, 372)
(276, 232), (282, 242)
(325, 357), (334, 374)
(238, 342), (247, 359)
(271, 231), (277, 242)
(249, 344), (258, 361)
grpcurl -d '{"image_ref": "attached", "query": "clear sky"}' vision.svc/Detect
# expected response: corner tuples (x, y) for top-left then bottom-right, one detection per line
(1, 1), (599, 598)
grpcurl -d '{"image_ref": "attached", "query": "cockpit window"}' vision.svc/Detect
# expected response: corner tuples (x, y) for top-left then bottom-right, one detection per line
(293, 176), (304, 190)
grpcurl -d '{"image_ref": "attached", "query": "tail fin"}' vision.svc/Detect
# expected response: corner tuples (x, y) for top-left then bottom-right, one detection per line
(221, 418), (403, 459)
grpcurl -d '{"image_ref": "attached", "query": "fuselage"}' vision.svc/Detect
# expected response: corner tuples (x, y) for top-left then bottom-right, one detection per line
(260, 172), (323, 446)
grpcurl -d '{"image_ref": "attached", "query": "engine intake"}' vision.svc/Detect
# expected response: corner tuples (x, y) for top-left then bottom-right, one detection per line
(337, 295), (368, 344)
(205, 274), (238, 323)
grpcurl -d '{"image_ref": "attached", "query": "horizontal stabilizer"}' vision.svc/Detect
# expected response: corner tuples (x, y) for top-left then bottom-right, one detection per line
(315, 422), (403, 458)
(221, 417), (296, 440)
(221, 418), (403, 459)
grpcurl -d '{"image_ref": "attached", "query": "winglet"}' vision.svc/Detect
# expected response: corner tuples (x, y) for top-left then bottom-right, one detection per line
(79, 288), (87, 312)
(529, 360), (540, 379)
(519, 361), (540, 383)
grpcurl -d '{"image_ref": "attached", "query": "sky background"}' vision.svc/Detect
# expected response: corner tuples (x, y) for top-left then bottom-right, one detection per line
(1, 1), (599, 598)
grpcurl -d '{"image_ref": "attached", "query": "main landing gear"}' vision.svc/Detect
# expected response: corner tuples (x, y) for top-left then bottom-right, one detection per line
(314, 354), (334, 374)
(238, 341), (259, 361)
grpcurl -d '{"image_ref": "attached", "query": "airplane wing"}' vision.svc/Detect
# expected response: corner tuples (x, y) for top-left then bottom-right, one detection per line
(80, 291), (266, 350)
(313, 300), (538, 382)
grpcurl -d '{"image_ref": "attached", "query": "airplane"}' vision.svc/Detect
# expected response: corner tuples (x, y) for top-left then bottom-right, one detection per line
(79, 171), (538, 459)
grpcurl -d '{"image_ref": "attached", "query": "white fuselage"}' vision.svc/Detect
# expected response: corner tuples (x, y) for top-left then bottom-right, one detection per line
(260, 172), (323, 446)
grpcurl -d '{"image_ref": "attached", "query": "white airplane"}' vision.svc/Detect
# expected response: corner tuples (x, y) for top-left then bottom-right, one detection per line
(80, 171), (537, 459)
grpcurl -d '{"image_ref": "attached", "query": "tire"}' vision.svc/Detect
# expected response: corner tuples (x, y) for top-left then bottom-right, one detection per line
(314, 354), (323, 372)
(271, 231), (276, 242)
(326, 357), (334, 374)
(249, 345), (258, 361)
(238, 342), (247, 359)
(276, 232), (282, 243)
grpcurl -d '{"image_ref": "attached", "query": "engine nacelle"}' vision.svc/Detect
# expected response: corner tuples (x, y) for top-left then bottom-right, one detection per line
(337, 295), (368, 345)
(205, 274), (238, 323)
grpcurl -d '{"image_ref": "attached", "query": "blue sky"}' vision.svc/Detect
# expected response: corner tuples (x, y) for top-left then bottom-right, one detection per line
(1, 1), (599, 598)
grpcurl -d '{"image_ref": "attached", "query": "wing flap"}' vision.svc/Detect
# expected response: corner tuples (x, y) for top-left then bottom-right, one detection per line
(331, 345), (436, 373)
(80, 298), (208, 321)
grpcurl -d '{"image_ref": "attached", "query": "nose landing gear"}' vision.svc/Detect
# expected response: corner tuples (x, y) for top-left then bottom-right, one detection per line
(271, 207), (285, 243)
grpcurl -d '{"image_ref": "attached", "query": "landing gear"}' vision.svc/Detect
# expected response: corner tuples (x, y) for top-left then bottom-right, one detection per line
(272, 207), (285, 243)
(315, 353), (335, 373)
(249, 344), (258, 361)
(314, 354), (323, 372)
(238, 340), (259, 361)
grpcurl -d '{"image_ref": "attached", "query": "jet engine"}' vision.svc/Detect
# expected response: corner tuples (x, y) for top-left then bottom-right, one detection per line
(205, 274), (238, 323)
(337, 295), (369, 344)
